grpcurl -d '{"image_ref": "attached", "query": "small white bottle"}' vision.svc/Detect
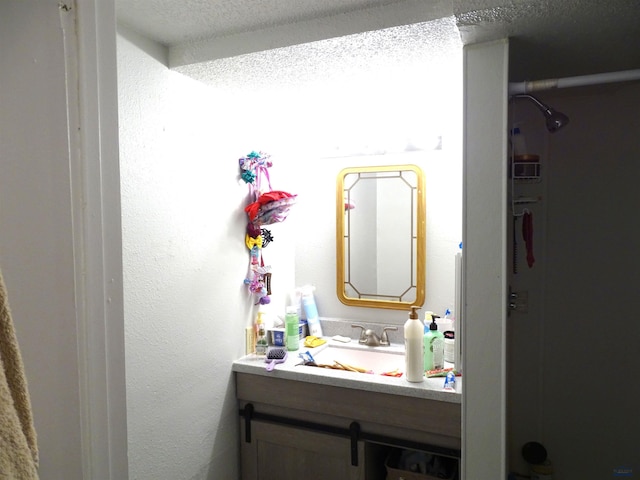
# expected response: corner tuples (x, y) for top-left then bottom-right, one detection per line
(511, 126), (528, 155)
(404, 306), (424, 383)
(300, 285), (323, 337)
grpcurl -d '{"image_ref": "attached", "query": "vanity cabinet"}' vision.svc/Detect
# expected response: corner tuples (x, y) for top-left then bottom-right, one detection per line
(240, 419), (365, 479)
(236, 373), (461, 480)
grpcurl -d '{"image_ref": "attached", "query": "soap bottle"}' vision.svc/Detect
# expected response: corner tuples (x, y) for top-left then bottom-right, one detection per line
(424, 315), (444, 371)
(255, 312), (268, 357)
(404, 306), (424, 383)
(285, 306), (300, 351)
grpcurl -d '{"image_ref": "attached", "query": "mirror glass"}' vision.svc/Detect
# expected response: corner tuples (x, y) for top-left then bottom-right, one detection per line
(336, 164), (425, 310)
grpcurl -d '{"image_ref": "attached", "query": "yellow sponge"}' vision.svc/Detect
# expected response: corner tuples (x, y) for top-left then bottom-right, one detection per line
(303, 336), (326, 348)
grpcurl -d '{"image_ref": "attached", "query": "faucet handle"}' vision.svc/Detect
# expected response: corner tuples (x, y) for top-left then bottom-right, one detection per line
(380, 326), (398, 346)
(351, 324), (366, 343)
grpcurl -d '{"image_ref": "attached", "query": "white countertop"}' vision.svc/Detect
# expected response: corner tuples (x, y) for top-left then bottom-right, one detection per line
(232, 338), (461, 404)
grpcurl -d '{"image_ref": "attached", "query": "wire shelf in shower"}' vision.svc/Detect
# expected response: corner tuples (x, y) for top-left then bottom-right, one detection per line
(509, 154), (541, 216)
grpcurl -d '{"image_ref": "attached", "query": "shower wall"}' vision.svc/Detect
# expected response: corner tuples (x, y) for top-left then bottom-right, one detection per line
(508, 81), (640, 478)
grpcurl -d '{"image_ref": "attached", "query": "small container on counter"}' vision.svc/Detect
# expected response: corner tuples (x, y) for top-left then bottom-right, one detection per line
(269, 328), (285, 347)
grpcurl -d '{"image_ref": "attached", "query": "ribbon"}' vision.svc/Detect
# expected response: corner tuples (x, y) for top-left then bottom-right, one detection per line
(245, 234), (263, 250)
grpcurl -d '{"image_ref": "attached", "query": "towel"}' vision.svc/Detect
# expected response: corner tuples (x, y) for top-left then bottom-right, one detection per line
(0, 267), (39, 479)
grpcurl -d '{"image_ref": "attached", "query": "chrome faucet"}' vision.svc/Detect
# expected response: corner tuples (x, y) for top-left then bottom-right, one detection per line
(351, 324), (398, 346)
(380, 326), (398, 346)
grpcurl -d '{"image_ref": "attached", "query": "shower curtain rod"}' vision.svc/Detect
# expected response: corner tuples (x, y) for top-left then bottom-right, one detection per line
(509, 68), (640, 95)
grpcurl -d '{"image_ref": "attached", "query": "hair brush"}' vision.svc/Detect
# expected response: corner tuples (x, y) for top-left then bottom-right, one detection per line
(265, 346), (288, 371)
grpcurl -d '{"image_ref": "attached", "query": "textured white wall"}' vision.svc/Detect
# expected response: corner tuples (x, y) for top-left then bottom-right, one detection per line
(199, 19), (464, 324)
(117, 27), (252, 480)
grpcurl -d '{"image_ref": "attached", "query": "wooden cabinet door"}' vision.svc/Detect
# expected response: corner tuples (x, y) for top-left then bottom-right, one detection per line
(241, 419), (365, 480)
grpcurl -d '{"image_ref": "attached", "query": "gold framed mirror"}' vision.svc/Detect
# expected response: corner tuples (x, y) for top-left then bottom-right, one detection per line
(336, 164), (425, 310)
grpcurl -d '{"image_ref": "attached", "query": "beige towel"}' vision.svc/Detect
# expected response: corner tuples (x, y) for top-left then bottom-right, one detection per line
(0, 268), (38, 479)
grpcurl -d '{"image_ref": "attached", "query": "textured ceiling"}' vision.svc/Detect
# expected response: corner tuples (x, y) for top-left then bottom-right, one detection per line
(453, 0), (640, 81)
(116, 0), (415, 46)
(117, 0), (640, 82)
(176, 17), (462, 90)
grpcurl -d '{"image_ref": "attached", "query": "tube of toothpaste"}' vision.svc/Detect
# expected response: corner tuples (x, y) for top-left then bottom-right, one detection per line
(298, 350), (315, 363)
(443, 371), (456, 391)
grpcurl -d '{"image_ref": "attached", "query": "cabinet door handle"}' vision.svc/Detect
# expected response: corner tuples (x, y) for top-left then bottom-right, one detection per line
(349, 421), (360, 466)
(243, 403), (254, 443)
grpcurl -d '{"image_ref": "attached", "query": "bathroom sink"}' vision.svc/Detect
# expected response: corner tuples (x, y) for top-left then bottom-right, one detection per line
(310, 344), (405, 374)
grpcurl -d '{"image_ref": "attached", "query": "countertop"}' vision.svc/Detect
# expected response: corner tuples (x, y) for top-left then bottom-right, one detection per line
(232, 338), (461, 404)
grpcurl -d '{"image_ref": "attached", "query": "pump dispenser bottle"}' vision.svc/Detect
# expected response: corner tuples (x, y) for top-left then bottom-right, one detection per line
(255, 312), (268, 357)
(404, 306), (424, 382)
(424, 315), (444, 371)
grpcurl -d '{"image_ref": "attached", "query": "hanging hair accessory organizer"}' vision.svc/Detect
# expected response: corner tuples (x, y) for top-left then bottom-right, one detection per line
(239, 151), (297, 306)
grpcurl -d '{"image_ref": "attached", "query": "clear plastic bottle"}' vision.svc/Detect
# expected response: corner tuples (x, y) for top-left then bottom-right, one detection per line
(404, 306), (424, 383)
(255, 312), (268, 357)
(285, 306), (300, 351)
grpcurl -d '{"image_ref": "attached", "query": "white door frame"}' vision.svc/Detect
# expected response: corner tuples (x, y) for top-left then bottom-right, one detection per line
(69, 11), (510, 478)
(70, 1), (128, 478)
(461, 39), (509, 479)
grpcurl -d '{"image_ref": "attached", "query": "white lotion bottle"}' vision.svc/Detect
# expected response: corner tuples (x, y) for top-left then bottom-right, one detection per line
(404, 306), (424, 383)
